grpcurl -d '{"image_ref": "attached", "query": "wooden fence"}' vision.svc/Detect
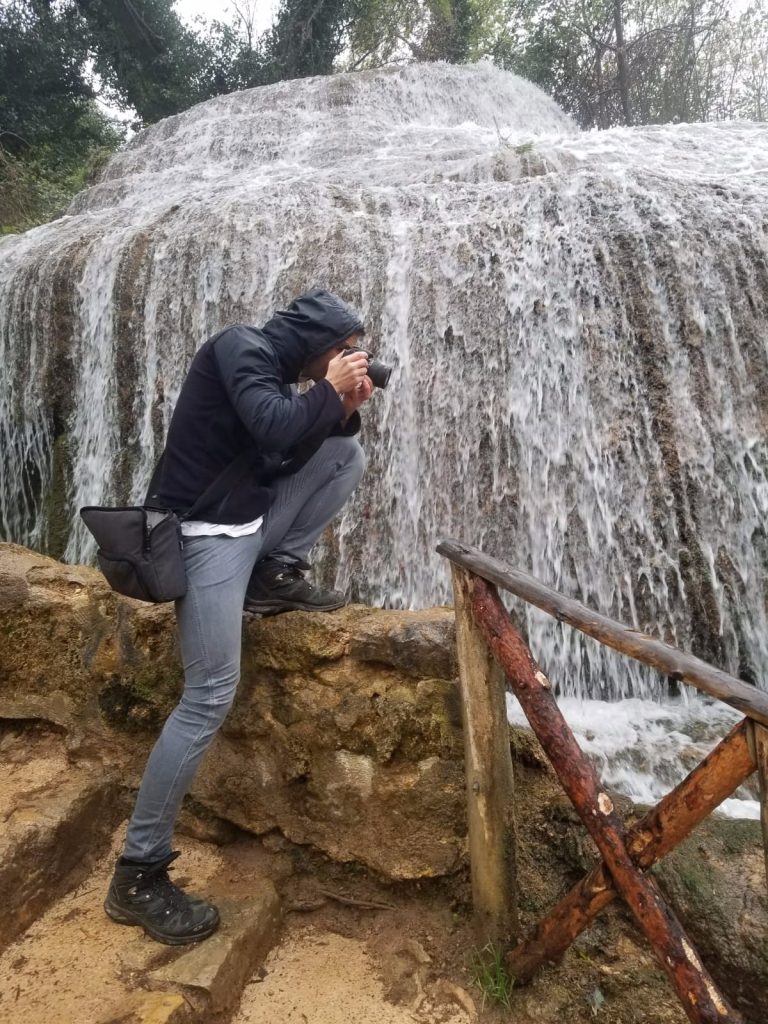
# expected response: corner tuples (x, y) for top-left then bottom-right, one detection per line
(438, 538), (768, 1024)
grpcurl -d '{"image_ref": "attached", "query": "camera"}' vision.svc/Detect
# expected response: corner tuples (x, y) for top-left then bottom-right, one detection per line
(343, 345), (392, 390)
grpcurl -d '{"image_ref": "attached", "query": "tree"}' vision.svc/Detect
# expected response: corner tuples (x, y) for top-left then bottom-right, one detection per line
(75, 0), (215, 123)
(343, 0), (500, 68)
(495, 0), (768, 128)
(266, 0), (350, 79)
(703, 0), (768, 120)
(0, 0), (115, 156)
(0, 0), (124, 230)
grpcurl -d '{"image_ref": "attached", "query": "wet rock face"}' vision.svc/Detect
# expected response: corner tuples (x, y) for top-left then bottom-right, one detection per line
(652, 817), (768, 1022)
(0, 543), (464, 879)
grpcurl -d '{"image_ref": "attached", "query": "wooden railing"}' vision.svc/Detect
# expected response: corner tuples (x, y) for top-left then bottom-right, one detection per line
(438, 538), (768, 1024)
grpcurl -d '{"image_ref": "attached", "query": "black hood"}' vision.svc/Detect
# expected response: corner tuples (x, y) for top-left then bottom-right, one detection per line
(261, 289), (365, 381)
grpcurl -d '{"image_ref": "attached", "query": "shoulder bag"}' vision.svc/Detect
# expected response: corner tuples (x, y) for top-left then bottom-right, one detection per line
(79, 453), (251, 603)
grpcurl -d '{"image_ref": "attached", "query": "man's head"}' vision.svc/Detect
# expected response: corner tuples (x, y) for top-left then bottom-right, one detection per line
(261, 289), (365, 383)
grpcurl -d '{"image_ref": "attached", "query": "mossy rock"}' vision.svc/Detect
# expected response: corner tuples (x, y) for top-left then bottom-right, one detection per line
(42, 433), (74, 560)
(653, 815), (768, 1022)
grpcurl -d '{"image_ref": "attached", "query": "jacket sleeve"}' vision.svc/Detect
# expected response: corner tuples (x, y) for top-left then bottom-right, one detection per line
(331, 410), (361, 437)
(213, 327), (345, 451)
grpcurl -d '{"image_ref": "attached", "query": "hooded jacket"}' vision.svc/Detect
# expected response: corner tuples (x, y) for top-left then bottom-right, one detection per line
(150, 289), (365, 524)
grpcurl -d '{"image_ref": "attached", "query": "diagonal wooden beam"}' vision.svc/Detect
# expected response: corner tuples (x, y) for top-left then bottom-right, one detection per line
(468, 575), (742, 1024)
(508, 718), (755, 983)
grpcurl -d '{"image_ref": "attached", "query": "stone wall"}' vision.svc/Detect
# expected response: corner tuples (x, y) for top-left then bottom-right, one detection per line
(0, 543), (465, 878)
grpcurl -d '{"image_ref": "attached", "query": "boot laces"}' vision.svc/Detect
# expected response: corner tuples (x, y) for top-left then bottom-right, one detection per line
(275, 563), (303, 579)
(142, 862), (194, 912)
(273, 563), (313, 588)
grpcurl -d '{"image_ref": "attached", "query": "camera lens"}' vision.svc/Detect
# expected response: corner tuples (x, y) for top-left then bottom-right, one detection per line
(367, 359), (392, 389)
(342, 346), (392, 390)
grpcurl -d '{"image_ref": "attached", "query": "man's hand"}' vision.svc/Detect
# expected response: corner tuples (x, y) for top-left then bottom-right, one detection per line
(340, 376), (374, 418)
(326, 350), (369, 393)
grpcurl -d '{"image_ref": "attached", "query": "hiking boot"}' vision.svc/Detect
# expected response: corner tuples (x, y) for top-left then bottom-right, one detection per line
(244, 557), (347, 615)
(104, 851), (219, 945)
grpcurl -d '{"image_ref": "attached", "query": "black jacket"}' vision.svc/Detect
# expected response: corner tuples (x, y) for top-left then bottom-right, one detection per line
(150, 289), (364, 523)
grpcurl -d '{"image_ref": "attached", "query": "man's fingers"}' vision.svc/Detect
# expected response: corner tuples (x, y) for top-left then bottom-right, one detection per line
(330, 351), (368, 369)
(326, 352), (370, 393)
(354, 377), (375, 404)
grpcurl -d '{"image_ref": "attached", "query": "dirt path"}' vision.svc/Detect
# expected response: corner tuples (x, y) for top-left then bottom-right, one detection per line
(234, 924), (471, 1024)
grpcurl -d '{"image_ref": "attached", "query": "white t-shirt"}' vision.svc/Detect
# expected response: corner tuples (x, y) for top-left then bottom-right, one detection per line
(181, 516), (263, 538)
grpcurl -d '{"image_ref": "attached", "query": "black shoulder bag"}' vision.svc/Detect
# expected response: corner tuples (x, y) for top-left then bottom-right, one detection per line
(79, 453), (251, 603)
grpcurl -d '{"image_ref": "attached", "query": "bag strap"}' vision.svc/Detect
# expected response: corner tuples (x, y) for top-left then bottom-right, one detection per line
(147, 450), (253, 521)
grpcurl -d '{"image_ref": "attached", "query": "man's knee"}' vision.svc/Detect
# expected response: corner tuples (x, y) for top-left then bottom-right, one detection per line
(178, 675), (239, 733)
(323, 435), (366, 481)
(345, 438), (366, 482)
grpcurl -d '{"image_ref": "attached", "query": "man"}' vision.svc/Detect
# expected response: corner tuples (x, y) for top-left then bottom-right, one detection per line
(104, 289), (373, 945)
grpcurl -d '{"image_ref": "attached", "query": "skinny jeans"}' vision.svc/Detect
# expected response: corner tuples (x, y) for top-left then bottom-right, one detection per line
(122, 436), (365, 862)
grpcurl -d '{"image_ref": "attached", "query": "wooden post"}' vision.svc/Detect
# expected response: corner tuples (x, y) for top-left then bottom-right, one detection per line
(508, 719), (755, 982)
(451, 565), (518, 944)
(749, 721), (768, 892)
(469, 576), (741, 1024)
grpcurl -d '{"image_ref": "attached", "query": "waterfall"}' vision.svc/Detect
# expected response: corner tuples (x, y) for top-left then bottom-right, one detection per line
(2, 62), (768, 719)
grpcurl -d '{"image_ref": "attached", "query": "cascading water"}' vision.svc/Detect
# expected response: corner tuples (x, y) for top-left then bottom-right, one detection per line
(2, 63), (767, 815)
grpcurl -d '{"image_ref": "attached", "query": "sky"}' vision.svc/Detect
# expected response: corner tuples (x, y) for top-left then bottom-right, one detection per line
(174, 0), (279, 34)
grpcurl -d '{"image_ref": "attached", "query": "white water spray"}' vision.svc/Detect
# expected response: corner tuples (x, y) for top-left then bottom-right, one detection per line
(2, 64), (768, 813)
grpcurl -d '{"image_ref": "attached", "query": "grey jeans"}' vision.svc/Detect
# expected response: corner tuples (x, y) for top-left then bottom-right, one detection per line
(122, 436), (365, 862)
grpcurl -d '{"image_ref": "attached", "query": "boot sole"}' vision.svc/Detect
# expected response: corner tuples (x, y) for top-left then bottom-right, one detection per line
(104, 896), (220, 945)
(244, 597), (348, 616)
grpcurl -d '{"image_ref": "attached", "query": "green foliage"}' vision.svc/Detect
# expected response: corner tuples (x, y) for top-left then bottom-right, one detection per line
(342, 0), (421, 68)
(470, 941), (516, 1010)
(342, 0), (493, 67)
(3, 0), (768, 236)
(0, 1), (126, 231)
(76, 0), (219, 122)
(266, 0), (350, 80)
(494, 0), (768, 127)
(197, 17), (272, 94)
(0, 133), (116, 232)
(0, 0), (117, 154)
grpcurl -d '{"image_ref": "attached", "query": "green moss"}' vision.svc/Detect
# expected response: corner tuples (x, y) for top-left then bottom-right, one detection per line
(42, 433), (74, 559)
(717, 817), (761, 856)
(129, 662), (181, 704)
(669, 855), (714, 900)
(428, 704), (456, 751)
(518, 890), (547, 915)
(98, 668), (180, 734)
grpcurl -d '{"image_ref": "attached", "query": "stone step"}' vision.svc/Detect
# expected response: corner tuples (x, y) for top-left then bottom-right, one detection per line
(0, 722), (128, 953)
(142, 892), (281, 1019)
(0, 821), (282, 1024)
(0, 724), (283, 1024)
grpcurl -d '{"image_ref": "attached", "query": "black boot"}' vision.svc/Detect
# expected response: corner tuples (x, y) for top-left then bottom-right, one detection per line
(244, 557), (347, 615)
(104, 851), (220, 945)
